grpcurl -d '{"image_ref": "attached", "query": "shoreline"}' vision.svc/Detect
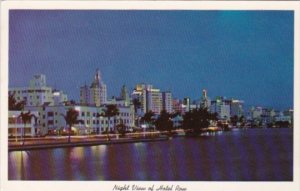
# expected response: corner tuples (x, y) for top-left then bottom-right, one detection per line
(8, 136), (169, 151)
(8, 127), (292, 151)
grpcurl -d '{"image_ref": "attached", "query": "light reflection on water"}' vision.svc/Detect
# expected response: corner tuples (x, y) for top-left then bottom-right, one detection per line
(9, 151), (29, 180)
(8, 128), (293, 181)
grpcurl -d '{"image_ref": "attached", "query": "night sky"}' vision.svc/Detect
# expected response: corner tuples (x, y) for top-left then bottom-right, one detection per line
(9, 10), (294, 110)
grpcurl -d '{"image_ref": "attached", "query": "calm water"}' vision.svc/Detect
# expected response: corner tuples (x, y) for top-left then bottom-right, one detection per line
(8, 128), (293, 181)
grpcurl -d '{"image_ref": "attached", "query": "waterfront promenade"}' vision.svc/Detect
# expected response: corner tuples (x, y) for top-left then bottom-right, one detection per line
(8, 131), (169, 151)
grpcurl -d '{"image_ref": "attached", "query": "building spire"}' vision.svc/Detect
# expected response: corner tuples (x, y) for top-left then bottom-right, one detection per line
(91, 69), (101, 88)
(202, 89), (207, 98)
(95, 68), (100, 83)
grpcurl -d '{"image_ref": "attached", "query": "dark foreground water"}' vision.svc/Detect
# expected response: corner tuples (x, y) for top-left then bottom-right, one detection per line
(8, 128), (293, 181)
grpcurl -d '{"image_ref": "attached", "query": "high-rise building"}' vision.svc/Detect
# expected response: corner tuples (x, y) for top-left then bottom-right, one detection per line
(9, 74), (68, 106)
(261, 108), (276, 124)
(80, 84), (90, 106)
(120, 85), (130, 107)
(210, 97), (244, 120)
(132, 84), (170, 115)
(183, 97), (191, 112)
(162, 91), (173, 113)
(172, 98), (183, 114)
(146, 87), (162, 114)
(80, 69), (107, 106)
(230, 99), (244, 117)
(200, 89), (211, 110)
(210, 97), (231, 120)
(250, 106), (263, 120)
(132, 84), (151, 114)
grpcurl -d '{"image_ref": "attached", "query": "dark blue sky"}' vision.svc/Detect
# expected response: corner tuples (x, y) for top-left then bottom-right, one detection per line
(9, 10), (294, 110)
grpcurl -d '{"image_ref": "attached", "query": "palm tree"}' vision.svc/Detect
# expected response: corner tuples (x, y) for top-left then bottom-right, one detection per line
(104, 104), (120, 131)
(9, 92), (26, 111)
(155, 110), (173, 136)
(18, 111), (37, 145)
(116, 121), (126, 137)
(61, 108), (83, 143)
(230, 115), (239, 126)
(183, 107), (211, 135)
(141, 110), (155, 129)
(98, 104), (119, 141)
(132, 98), (141, 113)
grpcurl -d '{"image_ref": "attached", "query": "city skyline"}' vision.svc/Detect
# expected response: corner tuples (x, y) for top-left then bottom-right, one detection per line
(9, 10), (294, 110)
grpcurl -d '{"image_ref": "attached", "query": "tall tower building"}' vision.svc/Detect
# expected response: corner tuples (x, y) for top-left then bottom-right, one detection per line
(132, 84), (149, 114)
(80, 84), (90, 106)
(80, 69), (107, 107)
(230, 99), (244, 117)
(200, 89), (210, 110)
(162, 91), (173, 113)
(132, 84), (163, 115)
(120, 85), (130, 106)
(147, 88), (162, 114)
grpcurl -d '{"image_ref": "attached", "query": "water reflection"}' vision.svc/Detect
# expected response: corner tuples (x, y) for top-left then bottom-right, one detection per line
(9, 151), (29, 180)
(8, 129), (293, 181)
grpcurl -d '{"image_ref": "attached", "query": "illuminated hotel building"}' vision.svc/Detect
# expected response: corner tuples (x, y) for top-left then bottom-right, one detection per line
(147, 88), (162, 114)
(22, 104), (134, 136)
(8, 110), (39, 137)
(9, 74), (68, 106)
(210, 96), (244, 120)
(210, 97), (231, 120)
(132, 84), (172, 115)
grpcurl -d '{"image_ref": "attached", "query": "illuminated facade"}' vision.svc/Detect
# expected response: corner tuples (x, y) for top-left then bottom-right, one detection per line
(210, 97), (231, 120)
(230, 99), (244, 117)
(132, 84), (172, 115)
(24, 104), (134, 135)
(9, 74), (68, 106)
(162, 91), (173, 113)
(80, 69), (107, 106)
(147, 88), (162, 114)
(8, 110), (39, 137)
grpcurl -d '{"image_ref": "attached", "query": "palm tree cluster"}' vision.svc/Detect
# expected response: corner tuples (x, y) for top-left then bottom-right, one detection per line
(155, 110), (173, 132)
(182, 108), (217, 135)
(141, 110), (155, 129)
(140, 108), (218, 136)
